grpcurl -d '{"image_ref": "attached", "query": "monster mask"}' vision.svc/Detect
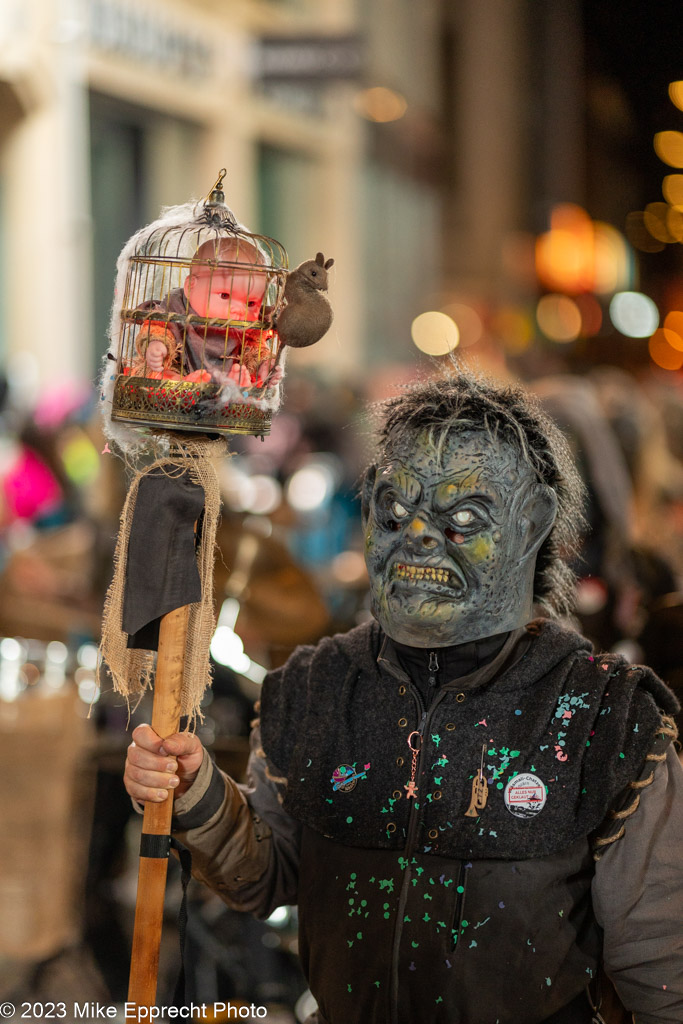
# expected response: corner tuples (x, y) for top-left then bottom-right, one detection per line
(362, 426), (558, 647)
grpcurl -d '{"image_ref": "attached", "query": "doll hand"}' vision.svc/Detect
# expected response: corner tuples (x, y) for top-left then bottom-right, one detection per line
(124, 723), (204, 803)
(146, 339), (168, 372)
(227, 362), (253, 387)
(258, 361), (283, 386)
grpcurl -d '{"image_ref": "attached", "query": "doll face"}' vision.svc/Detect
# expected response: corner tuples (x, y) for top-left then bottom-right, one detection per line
(184, 267), (267, 321)
(362, 428), (557, 647)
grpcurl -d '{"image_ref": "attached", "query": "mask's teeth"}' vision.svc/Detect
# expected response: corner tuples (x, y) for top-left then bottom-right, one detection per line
(396, 563), (449, 584)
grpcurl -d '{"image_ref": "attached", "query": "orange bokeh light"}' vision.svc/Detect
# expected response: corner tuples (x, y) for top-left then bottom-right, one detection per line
(669, 81), (683, 112)
(537, 294), (582, 343)
(649, 329), (683, 370)
(353, 87), (407, 123)
(654, 130), (683, 168)
(575, 293), (603, 336)
(536, 204), (631, 294)
(644, 202), (676, 243)
(491, 307), (534, 354)
(666, 206), (683, 242)
(626, 211), (666, 253)
(663, 174), (683, 205)
(662, 311), (683, 351)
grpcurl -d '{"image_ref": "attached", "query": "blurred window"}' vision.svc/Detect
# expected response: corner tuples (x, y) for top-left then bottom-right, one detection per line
(88, 92), (200, 371)
(258, 144), (318, 266)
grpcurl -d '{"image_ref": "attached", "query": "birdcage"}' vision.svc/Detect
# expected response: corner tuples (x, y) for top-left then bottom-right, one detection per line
(108, 171), (288, 438)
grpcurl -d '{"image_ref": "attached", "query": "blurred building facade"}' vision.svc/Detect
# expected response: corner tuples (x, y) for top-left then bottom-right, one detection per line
(0, 0), (587, 391)
(0, 0), (368, 391)
(1, 0), (682, 388)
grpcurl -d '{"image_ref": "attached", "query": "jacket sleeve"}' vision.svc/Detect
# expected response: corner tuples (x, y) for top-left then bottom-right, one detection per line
(592, 746), (683, 1023)
(171, 725), (301, 919)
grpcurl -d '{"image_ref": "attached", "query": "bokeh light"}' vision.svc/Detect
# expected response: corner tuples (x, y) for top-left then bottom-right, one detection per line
(536, 294), (581, 343)
(662, 311), (683, 351)
(668, 81), (683, 112)
(625, 211), (666, 253)
(575, 293), (603, 336)
(245, 475), (282, 516)
(411, 311), (459, 355)
(666, 205), (683, 242)
(644, 202), (676, 243)
(535, 204), (594, 293)
(286, 462), (336, 512)
(592, 222), (632, 294)
(609, 291), (659, 338)
(648, 329), (683, 370)
(440, 303), (483, 348)
(331, 550), (367, 585)
(536, 205), (631, 294)
(353, 87), (407, 123)
(491, 307), (534, 354)
(654, 130), (683, 168)
(662, 174), (683, 205)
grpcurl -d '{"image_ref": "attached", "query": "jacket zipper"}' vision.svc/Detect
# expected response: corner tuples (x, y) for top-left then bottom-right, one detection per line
(391, 652), (456, 1023)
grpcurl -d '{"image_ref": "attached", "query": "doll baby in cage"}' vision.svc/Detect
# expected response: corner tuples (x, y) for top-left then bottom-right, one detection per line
(131, 237), (279, 388)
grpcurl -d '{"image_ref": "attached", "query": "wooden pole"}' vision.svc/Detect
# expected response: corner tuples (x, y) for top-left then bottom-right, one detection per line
(127, 602), (191, 1009)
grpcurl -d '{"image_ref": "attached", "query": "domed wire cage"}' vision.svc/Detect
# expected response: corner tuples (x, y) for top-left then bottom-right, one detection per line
(110, 171), (289, 438)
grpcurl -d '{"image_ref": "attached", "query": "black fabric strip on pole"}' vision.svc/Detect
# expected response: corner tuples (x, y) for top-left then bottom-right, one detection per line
(122, 469), (205, 650)
(139, 833), (173, 859)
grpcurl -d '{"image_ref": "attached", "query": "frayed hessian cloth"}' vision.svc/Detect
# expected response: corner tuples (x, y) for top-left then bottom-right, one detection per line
(99, 434), (226, 723)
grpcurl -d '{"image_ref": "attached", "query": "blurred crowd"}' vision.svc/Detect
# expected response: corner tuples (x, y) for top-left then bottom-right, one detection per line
(0, 361), (681, 1018)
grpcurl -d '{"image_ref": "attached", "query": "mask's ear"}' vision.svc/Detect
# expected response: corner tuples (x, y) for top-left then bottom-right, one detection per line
(515, 482), (558, 563)
(361, 465), (377, 530)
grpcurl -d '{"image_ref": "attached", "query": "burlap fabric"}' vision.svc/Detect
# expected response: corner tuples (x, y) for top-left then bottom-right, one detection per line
(99, 435), (226, 722)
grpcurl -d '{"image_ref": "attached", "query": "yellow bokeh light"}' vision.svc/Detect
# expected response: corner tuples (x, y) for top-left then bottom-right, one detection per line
(593, 222), (632, 294)
(491, 307), (533, 354)
(644, 202), (675, 243)
(536, 294), (581, 343)
(625, 211), (666, 253)
(654, 130), (683, 168)
(440, 303), (483, 348)
(649, 329), (683, 370)
(669, 81), (683, 112)
(662, 174), (683, 205)
(353, 87), (407, 123)
(667, 206), (683, 242)
(411, 311), (459, 355)
(662, 311), (683, 351)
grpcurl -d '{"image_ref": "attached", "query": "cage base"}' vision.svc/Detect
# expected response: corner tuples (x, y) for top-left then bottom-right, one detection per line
(111, 375), (273, 437)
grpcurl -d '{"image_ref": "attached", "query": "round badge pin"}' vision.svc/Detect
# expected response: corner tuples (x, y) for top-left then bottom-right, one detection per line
(504, 773), (547, 819)
(332, 765), (358, 792)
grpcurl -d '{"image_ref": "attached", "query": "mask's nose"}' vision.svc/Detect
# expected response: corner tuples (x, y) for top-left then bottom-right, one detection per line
(406, 516), (440, 550)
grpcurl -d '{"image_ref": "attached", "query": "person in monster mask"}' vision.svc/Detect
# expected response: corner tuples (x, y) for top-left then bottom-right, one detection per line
(124, 373), (683, 1024)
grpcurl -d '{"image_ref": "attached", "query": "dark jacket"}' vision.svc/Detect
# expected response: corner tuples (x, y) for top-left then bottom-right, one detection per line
(258, 619), (678, 1024)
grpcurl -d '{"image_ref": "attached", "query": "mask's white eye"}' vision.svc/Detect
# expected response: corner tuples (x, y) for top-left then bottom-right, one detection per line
(391, 501), (409, 519)
(453, 509), (474, 526)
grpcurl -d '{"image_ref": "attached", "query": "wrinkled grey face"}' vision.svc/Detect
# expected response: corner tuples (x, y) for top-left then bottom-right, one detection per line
(362, 428), (557, 647)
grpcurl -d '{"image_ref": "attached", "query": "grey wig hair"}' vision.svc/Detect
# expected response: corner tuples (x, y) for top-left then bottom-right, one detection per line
(370, 372), (587, 617)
